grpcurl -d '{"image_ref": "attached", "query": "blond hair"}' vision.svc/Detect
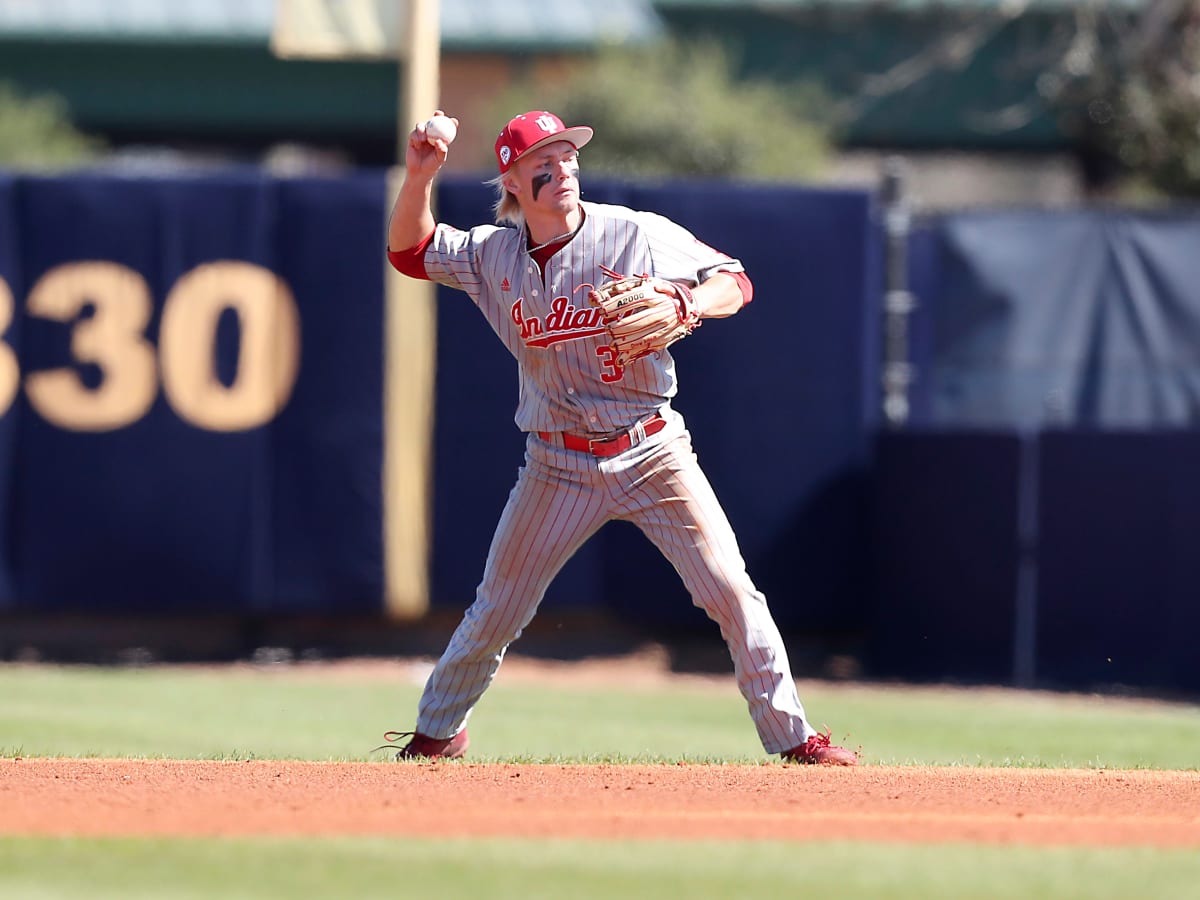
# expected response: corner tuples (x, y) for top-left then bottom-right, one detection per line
(487, 172), (524, 228)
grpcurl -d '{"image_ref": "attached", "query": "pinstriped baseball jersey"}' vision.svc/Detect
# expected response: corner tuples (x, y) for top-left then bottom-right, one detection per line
(383, 108), (857, 763)
(422, 200), (743, 433)
(402, 199), (823, 759)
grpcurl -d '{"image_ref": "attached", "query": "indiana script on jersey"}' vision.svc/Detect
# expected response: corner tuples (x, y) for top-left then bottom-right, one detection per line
(510, 295), (608, 348)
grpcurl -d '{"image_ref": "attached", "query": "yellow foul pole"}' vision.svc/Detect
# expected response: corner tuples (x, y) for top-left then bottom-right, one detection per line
(383, 0), (440, 619)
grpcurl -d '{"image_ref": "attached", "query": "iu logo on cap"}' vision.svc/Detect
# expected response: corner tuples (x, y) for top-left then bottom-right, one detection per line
(536, 115), (558, 133)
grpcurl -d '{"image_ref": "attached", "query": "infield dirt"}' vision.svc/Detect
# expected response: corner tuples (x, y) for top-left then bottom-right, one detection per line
(3, 758), (1198, 846)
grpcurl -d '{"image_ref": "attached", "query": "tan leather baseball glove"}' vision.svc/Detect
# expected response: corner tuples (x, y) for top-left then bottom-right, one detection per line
(587, 270), (701, 367)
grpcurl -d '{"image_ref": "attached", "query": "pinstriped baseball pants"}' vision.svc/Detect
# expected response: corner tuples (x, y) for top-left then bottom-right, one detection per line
(414, 406), (817, 755)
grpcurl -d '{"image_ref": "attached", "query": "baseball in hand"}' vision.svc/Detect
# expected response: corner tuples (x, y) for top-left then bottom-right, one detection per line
(425, 116), (457, 145)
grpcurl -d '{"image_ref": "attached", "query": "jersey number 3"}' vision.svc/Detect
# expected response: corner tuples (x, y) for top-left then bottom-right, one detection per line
(596, 346), (624, 383)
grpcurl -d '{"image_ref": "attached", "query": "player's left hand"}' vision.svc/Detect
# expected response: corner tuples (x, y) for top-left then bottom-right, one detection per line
(587, 272), (701, 367)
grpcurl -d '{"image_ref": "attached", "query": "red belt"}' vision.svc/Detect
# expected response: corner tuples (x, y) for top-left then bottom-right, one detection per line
(538, 414), (666, 458)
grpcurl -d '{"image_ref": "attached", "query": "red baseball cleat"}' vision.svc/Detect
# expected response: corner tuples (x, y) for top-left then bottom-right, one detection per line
(383, 729), (470, 760)
(782, 728), (858, 766)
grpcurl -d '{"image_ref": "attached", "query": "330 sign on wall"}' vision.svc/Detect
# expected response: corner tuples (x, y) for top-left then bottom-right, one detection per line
(0, 260), (301, 432)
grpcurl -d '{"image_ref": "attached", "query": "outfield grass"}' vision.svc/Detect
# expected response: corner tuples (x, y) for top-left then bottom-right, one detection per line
(1, 660), (1198, 767)
(3, 836), (1200, 900)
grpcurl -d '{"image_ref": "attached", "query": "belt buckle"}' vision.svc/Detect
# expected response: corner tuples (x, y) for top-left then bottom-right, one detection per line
(590, 435), (623, 455)
(588, 431), (623, 456)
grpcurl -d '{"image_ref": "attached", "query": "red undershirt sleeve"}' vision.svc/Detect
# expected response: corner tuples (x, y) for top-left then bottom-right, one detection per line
(730, 270), (754, 306)
(385, 229), (436, 280)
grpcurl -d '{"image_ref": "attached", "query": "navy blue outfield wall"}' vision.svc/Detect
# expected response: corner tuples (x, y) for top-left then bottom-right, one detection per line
(0, 170), (389, 615)
(877, 207), (1200, 693)
(868, 428), (1200, 694)
(1035, 431), (1200, 693)
(904, 209), (1200, 431)
(867, 430), (1023, 684)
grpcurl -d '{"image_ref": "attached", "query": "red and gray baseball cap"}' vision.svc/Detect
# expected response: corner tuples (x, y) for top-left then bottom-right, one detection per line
(494, 111), (594, 174)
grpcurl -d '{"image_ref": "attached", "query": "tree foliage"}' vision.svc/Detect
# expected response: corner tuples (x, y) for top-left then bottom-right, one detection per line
(804, 0), (1200, 200)
(0, 82), (103, 171)
(1059, 0), (1200, 198)
(484, 39), (832, 183)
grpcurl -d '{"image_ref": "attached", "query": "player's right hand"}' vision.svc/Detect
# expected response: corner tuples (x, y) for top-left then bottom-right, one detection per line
(406, 111), (457, 178)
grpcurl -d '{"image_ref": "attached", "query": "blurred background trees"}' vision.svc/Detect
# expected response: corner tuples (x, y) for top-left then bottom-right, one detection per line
(482, 38), (833, 182)
(0, 82), (103, 170)
(2, 0), (1200, 201)
(1056, 0), (1200, 199)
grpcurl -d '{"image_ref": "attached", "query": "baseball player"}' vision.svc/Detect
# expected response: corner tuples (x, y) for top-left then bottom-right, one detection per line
(382, 109), (857, 766)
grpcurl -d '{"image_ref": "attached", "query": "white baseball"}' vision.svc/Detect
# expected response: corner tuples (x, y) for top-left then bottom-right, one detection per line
(425, 116), (457, 145)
